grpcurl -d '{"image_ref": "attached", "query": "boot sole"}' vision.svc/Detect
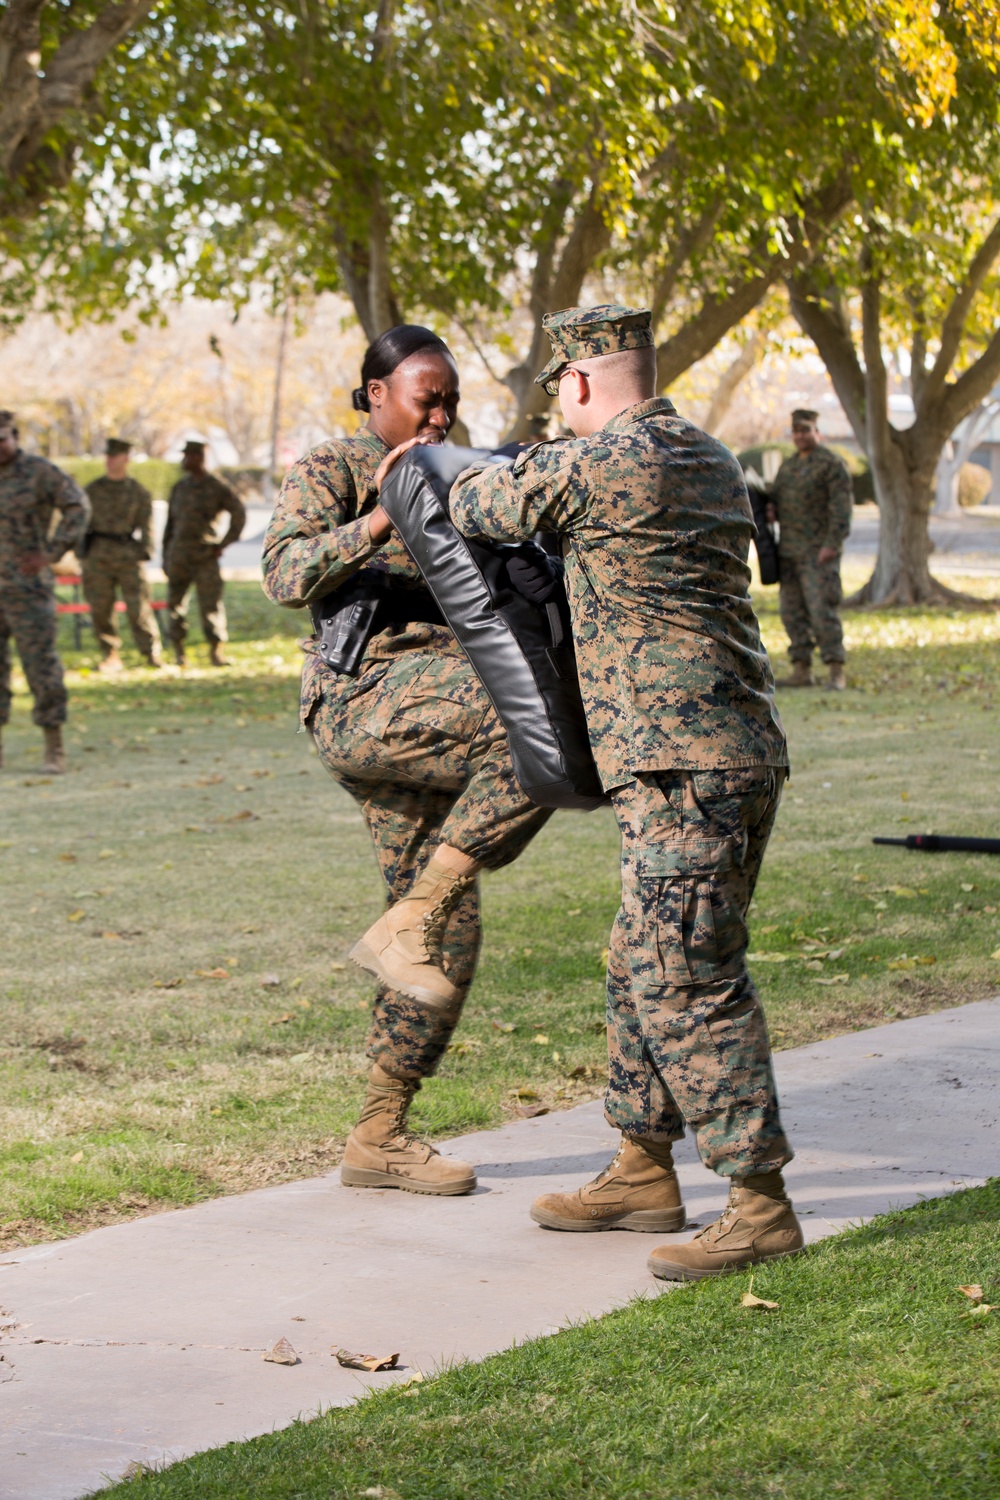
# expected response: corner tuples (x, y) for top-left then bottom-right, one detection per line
(647, 1245), (804, 1281)
(348, 940), (459, 1011)
(341, 1165), (476, 1196)
(531, 1205), (687, 1234)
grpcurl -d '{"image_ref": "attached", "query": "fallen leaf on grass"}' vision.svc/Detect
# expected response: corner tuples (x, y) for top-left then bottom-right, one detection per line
(517, 1104), (550, 1118)
(98, 849), (116, 859)
(813, 973), (850, 986)
(958, 1284), (984, 1302)
(228, 809), (258, 823)
(599, 947), (610, 966)
(262, 1337), (299, 1365)
(196, 774), (225, 786)
(513, 1088), (539, 1101)
(66, 909), (85, 922)
(260, 974), (282, 988)
(961, 883), (975, 893)
(330, 962), (346, 972)
(100, 930), (123, 941)
(492, 1020), (516, 1033)
(58, 852), (76, 863)
(966, 1304), (997, 1319)
(334, 1347), (399, 1372)
(741, 1291), (780, 1311)
(70, 1151), (84, 1163)
(269, 1013), (294, 1025)
(747, 951), (793, 963)
(532, 1033), (550, 1045)
(153, 978), (183, 989)
(196, 967), (229, 979)
(990, 948), (1000, 962)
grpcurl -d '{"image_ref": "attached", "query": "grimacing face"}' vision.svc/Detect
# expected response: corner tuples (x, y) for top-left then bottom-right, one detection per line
(366, 350), (460, 450)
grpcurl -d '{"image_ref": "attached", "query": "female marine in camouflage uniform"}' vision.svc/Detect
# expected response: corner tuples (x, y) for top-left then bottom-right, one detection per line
(262, 327), (550, 1196)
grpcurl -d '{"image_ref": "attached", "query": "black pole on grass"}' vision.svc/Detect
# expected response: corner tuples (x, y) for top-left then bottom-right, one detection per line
(873, 834), (1000, 854)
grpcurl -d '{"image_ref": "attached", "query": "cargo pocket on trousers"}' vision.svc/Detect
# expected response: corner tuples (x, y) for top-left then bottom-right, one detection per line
(637, 836), (746, 987)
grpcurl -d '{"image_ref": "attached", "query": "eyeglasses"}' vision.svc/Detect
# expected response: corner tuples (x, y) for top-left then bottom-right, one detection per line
(541, 365), (589, 398)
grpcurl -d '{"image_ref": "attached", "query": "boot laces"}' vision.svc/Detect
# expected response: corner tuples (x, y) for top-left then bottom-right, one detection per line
(592, 1142), (626, 1187)
(420, 875), (472, 959)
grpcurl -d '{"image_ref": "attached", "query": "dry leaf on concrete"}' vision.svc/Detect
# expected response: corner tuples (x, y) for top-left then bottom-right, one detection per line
(958, 1284), (984, 1302)
(334, 1347), (400, 1372)
(741, 1291), (780, 1311)
(517, 1104), (550, 1119)
(262, 1337), (299, 1365)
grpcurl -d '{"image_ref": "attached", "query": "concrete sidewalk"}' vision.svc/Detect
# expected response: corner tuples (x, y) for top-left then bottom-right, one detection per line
(2, 999), (997, 1500)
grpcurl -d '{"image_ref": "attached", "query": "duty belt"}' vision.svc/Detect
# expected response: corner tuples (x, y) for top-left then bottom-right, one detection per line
(310, 571), (445, 676)
(89, 529), (136, 543)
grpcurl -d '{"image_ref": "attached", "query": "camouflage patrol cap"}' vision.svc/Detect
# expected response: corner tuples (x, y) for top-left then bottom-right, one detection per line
(535, 305), (654, 393)
(791, 408), (820, 425)
(106, 437), (131, 455)
(183, 439), (206, 454)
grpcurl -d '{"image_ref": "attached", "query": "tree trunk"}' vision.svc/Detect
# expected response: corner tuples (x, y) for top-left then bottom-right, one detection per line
(847, 431), (978, 607)
(702, 328), (766, 435)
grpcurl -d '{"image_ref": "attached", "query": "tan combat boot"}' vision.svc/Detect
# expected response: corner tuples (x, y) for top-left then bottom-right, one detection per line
(341, 1064), (477, 1195)
(824, 663), (847, 691)
(350, 854), (476, 1009)
(208, 643), (231, 667)
(530, 1136), (686, 1233)
(41, 726), (66, 775)
(776, 660), (814, 688)
(647, 1169), (803, 1281)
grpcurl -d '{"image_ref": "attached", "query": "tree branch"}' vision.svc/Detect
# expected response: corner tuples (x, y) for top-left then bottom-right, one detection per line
(922, 211), (1000, 409)
(650, 198), (722, 330)
(702, 327), (766, 434)
(941, 318), (1000, 434)
(860, 241), (891, 468)
(787, 267), (867, 445)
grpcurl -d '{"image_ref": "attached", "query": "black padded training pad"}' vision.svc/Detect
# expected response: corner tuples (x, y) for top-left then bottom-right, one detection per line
(380, 445), (605, 811)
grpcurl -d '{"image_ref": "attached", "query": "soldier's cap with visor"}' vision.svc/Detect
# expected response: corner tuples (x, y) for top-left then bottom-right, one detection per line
(791, 408), (820, 426)
(535, 305), (654, 397)
(0, 409), (17, 434)
(106, 437), (132, 456)
(183, 439), (206, 454)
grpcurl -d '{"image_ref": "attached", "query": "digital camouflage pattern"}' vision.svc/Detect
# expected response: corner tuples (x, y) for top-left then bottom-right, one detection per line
(163, 470), (245, 648)
(452, 397), (788, 792)
(779, 554), (845, 666)
(263, 428), (550, 1081)
(535, 304), (654, 390)
(452, 391), (791, 1177)
(770, 444), (852, 666)
(770, 444), (853, 559)
(606, 768), (791, 1176)
(82, 475), (160, 660)
(0, 450), (89, 727)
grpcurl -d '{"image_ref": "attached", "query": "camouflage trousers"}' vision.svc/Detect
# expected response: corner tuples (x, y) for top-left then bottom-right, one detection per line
(82, 541), (162, 661)
(606, 767), (792, 1178)
(779, 552), (845, 665)
(0, 578), (67, 728)
(307, 647), (552, 1081)
(166, 549), (227, 647)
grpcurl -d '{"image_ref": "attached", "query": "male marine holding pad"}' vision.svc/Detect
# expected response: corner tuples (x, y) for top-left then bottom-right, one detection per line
(449, 306), (803, 1280)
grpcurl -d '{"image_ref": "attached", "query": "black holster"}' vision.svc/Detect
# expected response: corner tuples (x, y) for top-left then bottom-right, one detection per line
(309, 571), (444, 676)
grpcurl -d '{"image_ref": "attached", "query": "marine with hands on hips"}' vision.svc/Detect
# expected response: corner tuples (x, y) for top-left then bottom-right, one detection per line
(437, 305), (804, 1280)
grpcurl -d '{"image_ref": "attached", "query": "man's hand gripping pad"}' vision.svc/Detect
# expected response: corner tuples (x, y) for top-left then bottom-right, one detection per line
(380, 445), (606, 810)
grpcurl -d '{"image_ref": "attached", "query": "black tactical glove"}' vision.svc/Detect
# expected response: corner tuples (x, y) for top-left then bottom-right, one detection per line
(505, 545), (562, 605)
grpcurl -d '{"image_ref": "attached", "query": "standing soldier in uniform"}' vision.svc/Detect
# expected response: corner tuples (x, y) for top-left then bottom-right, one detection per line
(435, 305), (802, 1280)
(263, 325), (552, 1198)
(0, 409), (89, 773)
(82, 438), (162, 671)
(768, 408), (853, 691)
(163, 440), (245, 666)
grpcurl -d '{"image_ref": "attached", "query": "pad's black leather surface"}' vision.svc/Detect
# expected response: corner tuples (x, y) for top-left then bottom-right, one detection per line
(746, 480), (781, 586)
(380, 445), (606, 811)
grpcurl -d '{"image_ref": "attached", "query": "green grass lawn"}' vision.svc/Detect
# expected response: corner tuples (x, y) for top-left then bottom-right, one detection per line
(1, 571), (999, 1249)
(101, 1179), (1000, 1499)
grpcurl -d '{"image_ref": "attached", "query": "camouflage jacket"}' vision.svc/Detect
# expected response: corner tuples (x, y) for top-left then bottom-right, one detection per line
(770, 445), (853, 559)
(84, 475), (154, 559)
(262, 427), (461, 712)
(0, 450), (89, 588)
(451, 397), (787, 789)
(163, 471), (245, 561)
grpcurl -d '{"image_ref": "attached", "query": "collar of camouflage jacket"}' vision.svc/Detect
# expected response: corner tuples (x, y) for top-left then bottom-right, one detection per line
(603, 396), (678, 435)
